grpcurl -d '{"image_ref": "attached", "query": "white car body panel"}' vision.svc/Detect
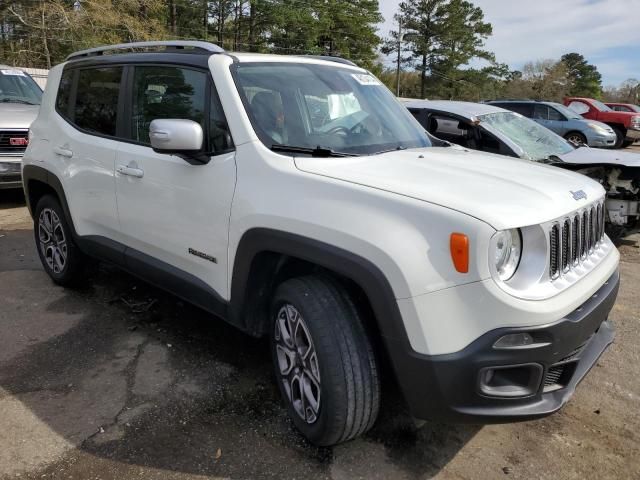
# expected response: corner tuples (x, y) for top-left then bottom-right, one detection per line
(114, 143), (236, 298)
(294, 147), (605, 231)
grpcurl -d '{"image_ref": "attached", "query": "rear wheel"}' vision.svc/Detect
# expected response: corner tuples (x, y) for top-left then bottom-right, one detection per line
(34, 195), (88, 286)
(270, 275), (380, 446)
(565, 132), (587, 146)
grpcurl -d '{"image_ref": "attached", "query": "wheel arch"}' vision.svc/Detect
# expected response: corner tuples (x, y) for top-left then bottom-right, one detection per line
(229, 228), (410, 349)
(22, 165), (76, 236)
(604, 122), (627, 134)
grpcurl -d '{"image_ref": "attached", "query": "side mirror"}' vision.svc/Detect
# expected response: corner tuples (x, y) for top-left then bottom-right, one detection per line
(149, 119), (208, 165)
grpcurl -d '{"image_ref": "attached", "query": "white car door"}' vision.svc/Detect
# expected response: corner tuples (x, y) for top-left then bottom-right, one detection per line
(115, 64), (236, 300)
(52, 66), (123, 239)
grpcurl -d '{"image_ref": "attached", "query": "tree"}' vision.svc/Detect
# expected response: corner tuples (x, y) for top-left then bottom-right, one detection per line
(561, 52), (602, 98)
(501, 59), (570, 102)
(603, 78), (640, 103)
(393, 0), (493, 98)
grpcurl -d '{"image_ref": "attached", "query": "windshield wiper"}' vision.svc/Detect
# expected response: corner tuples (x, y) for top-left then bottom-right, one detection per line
(374, 145), (409, 155)
(0, 98), (38, 105)
(271, 144), (356, 157)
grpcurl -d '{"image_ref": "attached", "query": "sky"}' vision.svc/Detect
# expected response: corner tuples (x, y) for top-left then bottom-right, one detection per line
(377, 0), (640, 86)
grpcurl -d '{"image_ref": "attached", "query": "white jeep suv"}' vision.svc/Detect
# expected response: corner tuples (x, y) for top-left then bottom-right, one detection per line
(22, 41), (620, 446)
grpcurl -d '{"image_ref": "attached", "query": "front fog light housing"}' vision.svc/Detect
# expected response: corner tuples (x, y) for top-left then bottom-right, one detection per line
(492, 229), (522, 281)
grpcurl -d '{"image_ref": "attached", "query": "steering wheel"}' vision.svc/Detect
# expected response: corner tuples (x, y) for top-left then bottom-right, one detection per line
(326, 125), (350, 136)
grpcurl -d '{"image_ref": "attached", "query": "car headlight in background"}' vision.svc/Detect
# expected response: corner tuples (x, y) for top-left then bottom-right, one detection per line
(493, 229), (522, 281)
(587, 123), (612, 135)
(631, 116), (640, 130)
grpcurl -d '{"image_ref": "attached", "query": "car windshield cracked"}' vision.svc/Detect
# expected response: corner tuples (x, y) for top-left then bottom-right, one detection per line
(233, 62), (431, 156)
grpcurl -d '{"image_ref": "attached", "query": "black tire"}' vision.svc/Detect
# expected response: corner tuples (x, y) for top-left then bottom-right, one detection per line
(270, 275), (380, 446)
(33, 194), (88, 286)
(612, 127), (625, 149)
(621, 140), (634, 148)
(565, 132), (587, 146)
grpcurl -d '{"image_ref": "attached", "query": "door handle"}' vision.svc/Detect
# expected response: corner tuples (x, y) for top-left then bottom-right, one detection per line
(117, 165), (144, 178)
(53, 146), (73, 158)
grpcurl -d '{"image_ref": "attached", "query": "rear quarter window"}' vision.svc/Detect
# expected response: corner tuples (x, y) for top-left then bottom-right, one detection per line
(55, 69), (74, 118)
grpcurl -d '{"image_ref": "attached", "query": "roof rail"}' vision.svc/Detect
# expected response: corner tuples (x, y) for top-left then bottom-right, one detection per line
(67, 40), (224, 61)
(301, 55), (358, 67)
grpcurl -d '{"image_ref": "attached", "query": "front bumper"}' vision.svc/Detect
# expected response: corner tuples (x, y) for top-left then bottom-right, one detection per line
(0, 157), (23, 189)
(587, 134), (616, 148)
(388, 269), (619, 423)
(626, 128), (640, 141)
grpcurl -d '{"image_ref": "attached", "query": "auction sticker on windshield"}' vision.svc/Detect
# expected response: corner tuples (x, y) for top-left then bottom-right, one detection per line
(0, 69), (26, 76)
(351, 73), (381, 86)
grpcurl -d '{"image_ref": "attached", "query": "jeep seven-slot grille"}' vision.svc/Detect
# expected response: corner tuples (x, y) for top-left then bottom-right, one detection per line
(0, 130), (29, 154)
(549, 202), (605, 280)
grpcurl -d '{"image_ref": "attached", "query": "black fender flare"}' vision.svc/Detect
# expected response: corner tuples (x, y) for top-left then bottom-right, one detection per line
(22, 164), (77, 237)
(229, 228), (410, 344)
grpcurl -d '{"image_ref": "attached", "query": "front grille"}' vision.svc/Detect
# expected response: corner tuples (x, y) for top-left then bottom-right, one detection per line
(542, 337), (592, 392)
(549, 224), (559, 279)
(549, 201), (605, 280)
(544, 365), (566, 388)
(561, 219), (570, 272)
(0, 130), (29, 154)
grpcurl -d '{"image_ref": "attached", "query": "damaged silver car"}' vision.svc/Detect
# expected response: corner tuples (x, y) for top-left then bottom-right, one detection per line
(403, 99), (640, 236)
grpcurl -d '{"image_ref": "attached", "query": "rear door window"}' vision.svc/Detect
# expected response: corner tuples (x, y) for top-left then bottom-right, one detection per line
(74, 67), (123, 136)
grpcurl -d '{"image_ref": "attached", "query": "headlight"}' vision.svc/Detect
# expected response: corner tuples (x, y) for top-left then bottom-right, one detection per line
(492, 229), (522, 281)
(587, 123), (610, 134)
(631, 116), (640, 129)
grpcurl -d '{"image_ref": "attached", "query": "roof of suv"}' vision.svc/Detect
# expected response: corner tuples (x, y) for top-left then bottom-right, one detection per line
(63, 41), (363, 71)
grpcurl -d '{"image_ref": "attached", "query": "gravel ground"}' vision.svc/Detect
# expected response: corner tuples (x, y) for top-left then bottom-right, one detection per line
(1, 187), (639, 480)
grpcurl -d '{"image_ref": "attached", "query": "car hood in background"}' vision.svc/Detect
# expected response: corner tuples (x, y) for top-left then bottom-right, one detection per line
(0, 104), (39, 129)
(295, 147), (604, 230)
(558, 146), (640, 167)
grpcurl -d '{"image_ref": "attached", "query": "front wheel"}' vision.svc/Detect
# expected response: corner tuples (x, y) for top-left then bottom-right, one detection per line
(565, 132), (587, 146)
(271, 276), (380, 446)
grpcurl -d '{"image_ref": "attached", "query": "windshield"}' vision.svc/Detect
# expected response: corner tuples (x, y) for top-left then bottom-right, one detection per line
(479, 111), (574, 160)
(233, 62), (431, 155)
(628, 104), (640, 113)
(0, 69), (42, 105)
(549, 102), (583, 120)
(591, 99), (612, 112)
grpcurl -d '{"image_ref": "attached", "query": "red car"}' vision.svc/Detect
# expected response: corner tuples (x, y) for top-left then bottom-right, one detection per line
(606, 102), (640, 114)
(564, 97), (640, 148)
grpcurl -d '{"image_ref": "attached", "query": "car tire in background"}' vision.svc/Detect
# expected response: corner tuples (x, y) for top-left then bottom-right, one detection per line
(622, 140), (634, 148)
(565, 132), (587, 146)
(611, 127), (625, 149)
(270, 275), (380, 446)
(34, 194), (88, 286)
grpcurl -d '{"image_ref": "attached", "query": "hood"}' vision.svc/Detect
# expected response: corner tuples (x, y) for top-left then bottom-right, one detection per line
(294, 147), (604, 231)
(0, 103), (39, 129)
(559, 146), (640, 167)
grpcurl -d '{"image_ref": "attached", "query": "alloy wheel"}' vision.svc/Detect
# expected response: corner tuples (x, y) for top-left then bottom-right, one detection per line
(274, 304), (321, 424)
(38, 208), (67, 274)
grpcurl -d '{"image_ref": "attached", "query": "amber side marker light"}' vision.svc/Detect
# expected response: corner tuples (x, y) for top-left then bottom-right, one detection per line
(450, 233), (469, 273)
